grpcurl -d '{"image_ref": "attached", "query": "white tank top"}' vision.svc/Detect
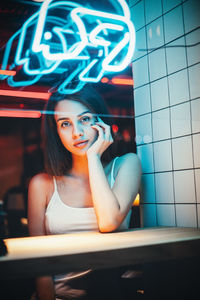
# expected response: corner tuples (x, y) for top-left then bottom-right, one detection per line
(45, 157), (119, 235)
(44, 156), (132, 288)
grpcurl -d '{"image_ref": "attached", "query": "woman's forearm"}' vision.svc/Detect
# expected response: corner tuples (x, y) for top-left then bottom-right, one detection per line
(36, 276), (55, 300)
(87, 154), (121, 232)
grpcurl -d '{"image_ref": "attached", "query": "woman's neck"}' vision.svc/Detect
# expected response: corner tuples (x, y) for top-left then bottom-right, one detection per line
(70, 154), (90, 178)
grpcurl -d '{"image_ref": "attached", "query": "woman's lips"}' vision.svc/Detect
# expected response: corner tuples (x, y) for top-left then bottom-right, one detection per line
(73, 140), (89, 148)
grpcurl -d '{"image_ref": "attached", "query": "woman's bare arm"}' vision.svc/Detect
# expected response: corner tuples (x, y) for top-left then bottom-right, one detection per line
(28, 173), (49, 236)
(87, 118), (141, 232)
(28, 174), (55, 300)
(87, 152), (141, 233)
(35, 277), (55, 300)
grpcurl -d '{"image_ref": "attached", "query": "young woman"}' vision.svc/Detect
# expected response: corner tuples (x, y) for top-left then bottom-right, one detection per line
(28, 86), (141, 300)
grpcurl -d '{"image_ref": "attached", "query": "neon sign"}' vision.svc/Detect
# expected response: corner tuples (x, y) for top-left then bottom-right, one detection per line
(0, 0), (135, 94)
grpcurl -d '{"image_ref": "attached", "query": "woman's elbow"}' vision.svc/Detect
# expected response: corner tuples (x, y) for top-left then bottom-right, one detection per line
(98, 225), (117, 233)
(98, 218), (121, 233)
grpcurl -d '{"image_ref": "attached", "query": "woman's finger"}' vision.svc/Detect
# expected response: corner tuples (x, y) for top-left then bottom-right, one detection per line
(104, 125), (111, 141)
(95, 122), (110, 132)
(91, 124), (104, 139)
(93, 123), (111, 141)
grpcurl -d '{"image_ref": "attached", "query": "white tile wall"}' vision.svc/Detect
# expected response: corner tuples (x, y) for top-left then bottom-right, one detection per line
(163, 6), (184, 44)
(130, 0), (145, 31)
(135, 114), (152, 145)
(191, 98), (200, 134)
(162, 0), (182, 13)
(175, 204), (197, 227)
(153, 140), (172, 172)
(166, 37), (187, 74)
(146, 17), (164, 50)
(133, 27), (147, 61)
(157, 204), (176, 226)
(128, 0), (139, 7)
(192, 133), (200, 168)
(137, 143), (154, 173)
(168, 69), (189, 105)
(132, 0), (200, 228)
(148, 48), (167, 81)
(170, 102), (191, 138)
(186, 28), (200, 67)
(134, 84), (151, 116)
(174, 170), (196, 203)
(152, 108), (170, 141)
(145, 0), (162, 24)
(132, 56), (149, 88)
(188, 64), (200, 99)
(172, 136), (193, 170)
(140, 174), (156, 204)
(183, 0), (200, 33)
(197, 204), (200, 227)
(151, 77), (169, 111)
(155, 172), (174, 204)
(195, 169), (200, 203)
(140, 204), (157, 227)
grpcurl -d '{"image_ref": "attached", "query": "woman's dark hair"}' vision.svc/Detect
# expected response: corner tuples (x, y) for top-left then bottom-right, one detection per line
(42, 85), (115, 176)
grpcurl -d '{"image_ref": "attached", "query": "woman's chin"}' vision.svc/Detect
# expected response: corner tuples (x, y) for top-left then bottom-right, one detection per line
(71, 149), (88, 157)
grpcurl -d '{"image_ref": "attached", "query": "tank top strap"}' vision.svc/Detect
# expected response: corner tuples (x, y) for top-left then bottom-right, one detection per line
(110, 156), (119, 188)
(52, 176), (58, 192)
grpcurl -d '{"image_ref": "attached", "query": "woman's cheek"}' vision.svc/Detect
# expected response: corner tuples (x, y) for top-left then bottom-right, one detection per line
(58, 131), (71, 150)
(89, 127), (98, 143)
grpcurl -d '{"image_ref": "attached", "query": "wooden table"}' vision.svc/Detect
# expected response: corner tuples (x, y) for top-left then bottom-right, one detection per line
(1, 227), (200, 279)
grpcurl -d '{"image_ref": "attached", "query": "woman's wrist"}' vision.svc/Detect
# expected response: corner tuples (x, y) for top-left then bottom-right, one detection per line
(87, 152), (101, 162)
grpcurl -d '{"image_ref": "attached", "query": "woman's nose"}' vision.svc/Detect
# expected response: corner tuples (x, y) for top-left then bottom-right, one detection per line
(72, 123), (84, 138)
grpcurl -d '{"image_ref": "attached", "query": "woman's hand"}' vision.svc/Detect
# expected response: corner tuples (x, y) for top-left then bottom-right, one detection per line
(87, 117), (113, 158)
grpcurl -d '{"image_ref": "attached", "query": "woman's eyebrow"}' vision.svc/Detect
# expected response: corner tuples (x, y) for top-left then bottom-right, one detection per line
(56, 111), (91, 122)
(78, 110), (91, 117)
(56, 117), (70, 123)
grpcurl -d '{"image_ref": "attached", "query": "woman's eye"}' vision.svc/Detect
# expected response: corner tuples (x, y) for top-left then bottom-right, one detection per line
(61, 121), (71, 128)
(80, 116), (91, 123)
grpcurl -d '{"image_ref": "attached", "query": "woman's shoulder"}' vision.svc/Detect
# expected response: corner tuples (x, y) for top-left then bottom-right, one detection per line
(117, 152), (141, 166)
(29, 172), (53, 191)
(115, 153), (141, 175)
(105, 153), (141, 177)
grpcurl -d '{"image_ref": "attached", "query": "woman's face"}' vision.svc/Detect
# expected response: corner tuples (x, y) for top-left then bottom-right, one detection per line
(54, 100), (98, 156)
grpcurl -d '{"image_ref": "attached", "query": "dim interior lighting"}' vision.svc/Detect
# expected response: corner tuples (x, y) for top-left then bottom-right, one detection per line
(122, 129), (131, 142)
(101, 77), (109, 83)
(0, 89), (51, 100)
(0, 70), (16, 76)
(20, 218), (28, 225)
(112, 124), (119, 133)
(133, 194), (140, 207)
(111, 77), (134, 86)
(0, 109), (41, 118)
(137, 289), (145, 295)
(101, 77), (134, 86)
